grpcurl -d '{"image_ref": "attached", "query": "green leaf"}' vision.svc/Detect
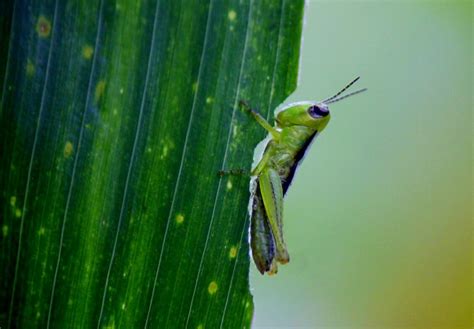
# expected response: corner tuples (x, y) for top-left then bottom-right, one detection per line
(0, 0), (304, 328)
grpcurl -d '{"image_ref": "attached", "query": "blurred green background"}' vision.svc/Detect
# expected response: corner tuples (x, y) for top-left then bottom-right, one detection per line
(251, 1), (472, 328)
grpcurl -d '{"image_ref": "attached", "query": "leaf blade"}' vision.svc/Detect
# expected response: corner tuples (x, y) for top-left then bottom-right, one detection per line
(0, 0), (305, 328)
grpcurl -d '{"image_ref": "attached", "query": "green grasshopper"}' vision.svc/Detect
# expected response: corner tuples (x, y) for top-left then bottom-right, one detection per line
(244, 77), (366, 275)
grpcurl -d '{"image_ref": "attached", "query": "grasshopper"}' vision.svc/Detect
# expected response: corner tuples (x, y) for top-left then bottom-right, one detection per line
(243, 77), (366, 275)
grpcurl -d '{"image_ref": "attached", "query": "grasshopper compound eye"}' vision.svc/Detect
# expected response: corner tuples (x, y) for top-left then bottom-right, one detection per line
(308, 104), (329, 118)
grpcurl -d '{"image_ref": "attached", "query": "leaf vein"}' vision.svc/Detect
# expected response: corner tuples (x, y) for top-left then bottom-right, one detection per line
(45, 1), (105, 327)
(219, 0), (286, 326)
(0, 0), (17, 117)
(144, 1), (216, 327)
(96, 1), (163, 327)
(184, 1), (254, 327)
(7, 0), (60, 327)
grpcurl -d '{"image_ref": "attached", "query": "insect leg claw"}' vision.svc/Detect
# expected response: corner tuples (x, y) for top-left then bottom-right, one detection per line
(238, 99), (252, 112)
(217, 169), (247, 176)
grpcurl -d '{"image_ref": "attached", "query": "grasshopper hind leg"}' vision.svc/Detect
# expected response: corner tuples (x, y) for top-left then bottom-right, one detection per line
(258, 168), (290, 265)
(250, 185), (276, 274)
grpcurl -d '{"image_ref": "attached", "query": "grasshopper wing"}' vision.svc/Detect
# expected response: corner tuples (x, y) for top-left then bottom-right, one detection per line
(282, 132), (318, 194)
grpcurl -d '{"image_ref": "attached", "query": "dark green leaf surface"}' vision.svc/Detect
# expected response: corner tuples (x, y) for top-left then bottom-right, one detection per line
(0, 0), (304, 328)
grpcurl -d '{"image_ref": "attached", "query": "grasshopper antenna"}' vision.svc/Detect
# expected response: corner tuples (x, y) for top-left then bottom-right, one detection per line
(325, 88), (367, 104)
(322, 76), (361, 103)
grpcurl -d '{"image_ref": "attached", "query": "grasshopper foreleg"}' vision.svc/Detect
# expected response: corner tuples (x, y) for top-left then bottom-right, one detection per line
(239, 100), (281, 140)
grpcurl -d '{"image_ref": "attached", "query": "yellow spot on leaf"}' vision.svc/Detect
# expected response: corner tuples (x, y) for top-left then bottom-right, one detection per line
(104, 321), (115, 329)
(206, 97), (213, 104)
(95, 80), (106, 103)
(197, 325), (204, 329)
(121, 303), (126, 310)
(36, 16), (51, 38)
(161, 145), (168, 159)
(208, 281), (218, 295)
(38, 227), (45, 236)
(2, 225), (8, 237)
(226, 180), (232, 191)
(26, 59), (35, 76)
(192, 82), (198, 92)
(10, 196), (16, 207)
(82, 45), (94, 60)
(176, 214), (184, 224)
(120, 87), (124, 94)
(229, 246), (237, 259)
(64, 141), (74, 158)
(15, 208), (22, 218)
(232, 125), (238, 138)
(228, 10), (237, 21)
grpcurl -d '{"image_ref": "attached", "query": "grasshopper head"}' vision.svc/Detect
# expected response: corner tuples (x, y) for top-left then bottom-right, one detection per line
(275, 77), (367, 132)
(275, 102), (331, 132)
